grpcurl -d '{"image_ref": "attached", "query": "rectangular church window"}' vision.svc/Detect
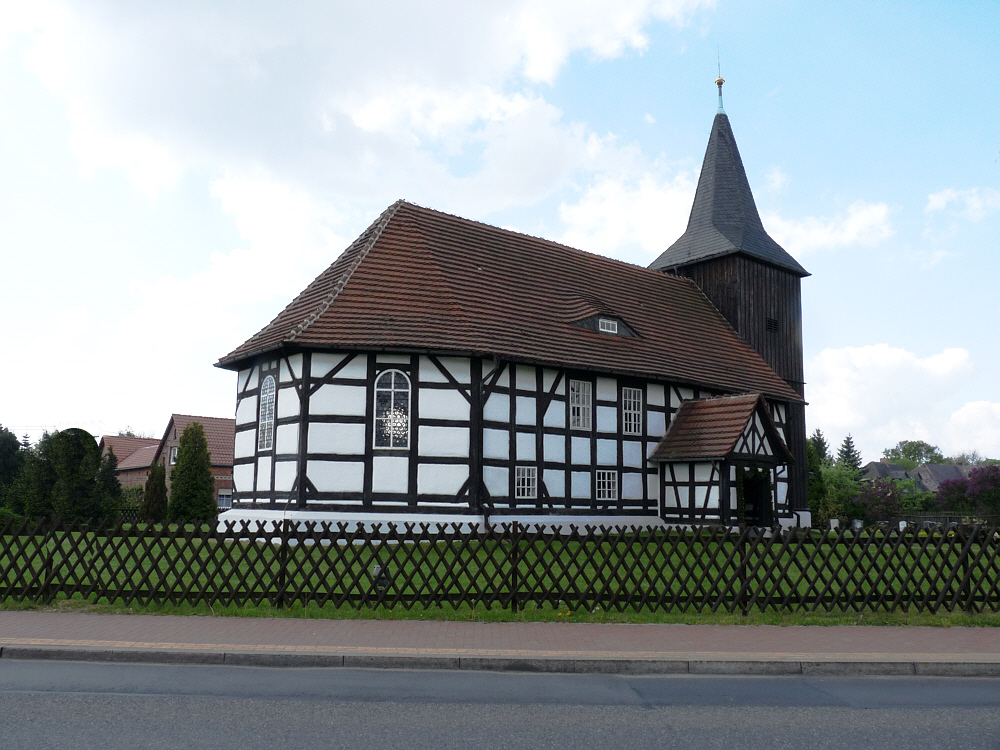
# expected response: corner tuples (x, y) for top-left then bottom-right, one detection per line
(622, 387), (642, 435)
(569, 380), (592, 430)
(515, 466), (537, 499)
(596, 470), (618, 501)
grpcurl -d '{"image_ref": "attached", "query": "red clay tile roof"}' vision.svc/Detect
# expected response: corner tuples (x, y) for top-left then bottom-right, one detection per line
(649, 393), (791, 462)
(217, 201), (802, 402)
(117, 444), (158, 471)
(154, 415), (236, 467)
(99, 435), (159, 462)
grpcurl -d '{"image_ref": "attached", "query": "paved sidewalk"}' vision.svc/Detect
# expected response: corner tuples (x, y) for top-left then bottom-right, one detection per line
(1, 611), (999, 675)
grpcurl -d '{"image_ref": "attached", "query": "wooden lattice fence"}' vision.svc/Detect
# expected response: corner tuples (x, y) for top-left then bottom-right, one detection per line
(2, 517), (1000, 614)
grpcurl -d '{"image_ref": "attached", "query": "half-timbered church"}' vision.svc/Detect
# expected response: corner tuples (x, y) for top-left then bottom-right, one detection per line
(217, 81), (810, 528)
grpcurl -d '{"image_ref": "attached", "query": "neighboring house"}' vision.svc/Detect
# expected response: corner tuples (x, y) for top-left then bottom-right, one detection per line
(116, 444), (159, 488)
(98, 435), (159, 465)
(860, 460), (912, 483)
(152, 414), (236, 510)
(913, 464), (974, 493)
(215, 83), (810, 527)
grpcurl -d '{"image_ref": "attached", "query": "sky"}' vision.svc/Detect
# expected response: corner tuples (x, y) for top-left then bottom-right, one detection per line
(1, 0), (999, 465)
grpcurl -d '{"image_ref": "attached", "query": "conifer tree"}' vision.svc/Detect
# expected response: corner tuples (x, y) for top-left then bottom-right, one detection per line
(95, 449), (123, 520)
(837, 434), (863, 472)
(167, 423), (217, 522)
(142, 462), (168, 523)
(808, 429), (830, 463)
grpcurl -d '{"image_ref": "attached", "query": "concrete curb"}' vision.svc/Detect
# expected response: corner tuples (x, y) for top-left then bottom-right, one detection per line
(3, 645), (1000, 676)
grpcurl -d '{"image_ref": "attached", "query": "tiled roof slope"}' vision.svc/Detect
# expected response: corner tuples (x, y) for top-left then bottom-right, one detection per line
(155, 415), (236, 467)
(99, 435), (159, 462)
(218, 201), (802, 402)
(117, 444), (158, 471)
(648, 114), (808, 277)
(650, 394), (760, 460)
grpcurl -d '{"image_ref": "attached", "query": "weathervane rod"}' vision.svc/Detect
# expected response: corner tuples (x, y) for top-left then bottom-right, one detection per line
(716, 50), (725, 114)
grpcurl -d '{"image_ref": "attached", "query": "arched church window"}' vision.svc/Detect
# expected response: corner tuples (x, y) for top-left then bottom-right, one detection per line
(374, 370), (410, 449)
(258, 375), (276, 452)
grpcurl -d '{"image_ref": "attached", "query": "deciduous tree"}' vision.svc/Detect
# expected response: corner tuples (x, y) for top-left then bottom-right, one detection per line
(882, 440), (944, 471)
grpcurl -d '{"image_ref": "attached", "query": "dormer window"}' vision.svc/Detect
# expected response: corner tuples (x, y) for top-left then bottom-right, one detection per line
(599, 318), (618, 334)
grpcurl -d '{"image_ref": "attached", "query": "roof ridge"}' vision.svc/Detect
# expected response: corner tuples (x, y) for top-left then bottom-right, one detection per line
(287, 199), (405, 343)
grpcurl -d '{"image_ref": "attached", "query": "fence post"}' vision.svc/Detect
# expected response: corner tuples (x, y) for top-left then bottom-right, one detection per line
(275, 517), (290, 609)
(510, 521), (520, 615)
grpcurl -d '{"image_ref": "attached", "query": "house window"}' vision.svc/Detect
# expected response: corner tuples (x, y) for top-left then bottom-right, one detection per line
(599, 318), (618, 334)
(622, 387), (642, 435)
(515, 466), (537, 499)
(374, 369), (410, 449)
(569, 380), (592, 430)
(596, 470), (618, 501)
(169, 446), (178, 465)
(258, 375), (276, 452)
(217, 491), (233, 510)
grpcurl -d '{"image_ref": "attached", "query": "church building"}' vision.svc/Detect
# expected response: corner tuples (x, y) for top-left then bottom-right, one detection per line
(217, 81), (810, 528)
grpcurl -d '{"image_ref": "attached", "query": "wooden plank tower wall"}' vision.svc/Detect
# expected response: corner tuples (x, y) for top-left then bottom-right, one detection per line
(649, 83), (810, 514)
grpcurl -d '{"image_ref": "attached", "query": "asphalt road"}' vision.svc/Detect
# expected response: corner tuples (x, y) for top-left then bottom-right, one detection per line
(2, 661), (1000, 749)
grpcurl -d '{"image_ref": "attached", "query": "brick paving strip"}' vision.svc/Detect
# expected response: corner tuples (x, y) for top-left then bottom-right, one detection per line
(1, 612), (999, 676)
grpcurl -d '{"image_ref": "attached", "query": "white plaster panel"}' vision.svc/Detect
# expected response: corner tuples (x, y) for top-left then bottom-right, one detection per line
(516, 432), (536, 461)
(372, 456), (409, 493)
(571, 472), (591, 499)
(484, 466), (508, 497)
(703, 486), (719, 509)
(418, 356), (452, 384)
(672, 464), (690, 482)
(338, 355), (368, 380)
(274, 461), (297, 492)
(376, 353), (410, 364)
(439, 357), (471, 383)
(237, 369), (251, 392)
(275, 424), (299, 455)
(309, 423), (365, 455)
(647, 475), (659, 502)
(543, 469), (565, 498)
(234, 429), (256, 459)
(310, 353), (347, 379)
(246, 368), (258, 391)
(483, 393), (509, 423)
(277, 387), (300, 419)
(543, 434), (565, 463)
(542, 369), (563, 394)
(418, 426), (469, 458)
(762, 436), (772, 456)
(571, 437), (590, 465)
(596, 377), (617, 402)
(647, 412), (666, 437)
(234, 463), (254, 493)
(418, 463), (468, 495)
(309, 461), (364, 492)
(694, 463), (714, 482)
(623, 473), (643, 500)
(419, 388), (470, 421)
(778, 426), (786, 441)
(676, 485), (689, 506)
(311, 384), (367, 416)
(483, 429), (509, 460)
(236, 395), (258, 426)
(774, 403), (786, 422)
(515, 365), (536, 392)
(543, 400), (565, 428)
(777, 482), (788, 504)
(647, 383), (665, 407)
(597, 439), (617, 466)
(256, 457), (272, 491)
(515, 396), (535, 426)
(623, 441), (643, 468)
(596, 406), (617, 433)
(493, 363), (510, 388)
(280, 355), (302, 383)
(671, 387), (694, 409)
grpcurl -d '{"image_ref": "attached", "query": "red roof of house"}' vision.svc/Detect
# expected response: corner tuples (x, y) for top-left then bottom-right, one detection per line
(649, 394), (791, 462)
(99, 435), (159, 462)
(217, 201), (802, 402)
(117, 444), (158, 471)
(154, 414), (235, 467)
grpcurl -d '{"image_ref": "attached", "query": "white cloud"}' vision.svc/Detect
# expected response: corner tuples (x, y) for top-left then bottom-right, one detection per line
(764, 201), (893, 255)
(806, 344), (972, 462)
(764, 166), (788, 193)
(925, 187), (1000, 222)
(556, 171), (697, 263)
(945, 402), (1000, 458)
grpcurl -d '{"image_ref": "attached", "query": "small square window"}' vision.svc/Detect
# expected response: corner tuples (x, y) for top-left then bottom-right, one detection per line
(596, 470), (618, 501)
(217, 492), (233, 510)
(569, 380), (592, 430)
(515, 466), (537, 499)
(599, 318), (618, 334)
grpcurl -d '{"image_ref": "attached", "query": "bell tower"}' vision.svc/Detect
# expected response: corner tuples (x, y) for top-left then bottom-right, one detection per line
(650, 78), (810, 514)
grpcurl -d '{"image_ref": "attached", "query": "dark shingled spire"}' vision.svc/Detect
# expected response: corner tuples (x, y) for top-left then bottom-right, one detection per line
(650, 112), (809, 277)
